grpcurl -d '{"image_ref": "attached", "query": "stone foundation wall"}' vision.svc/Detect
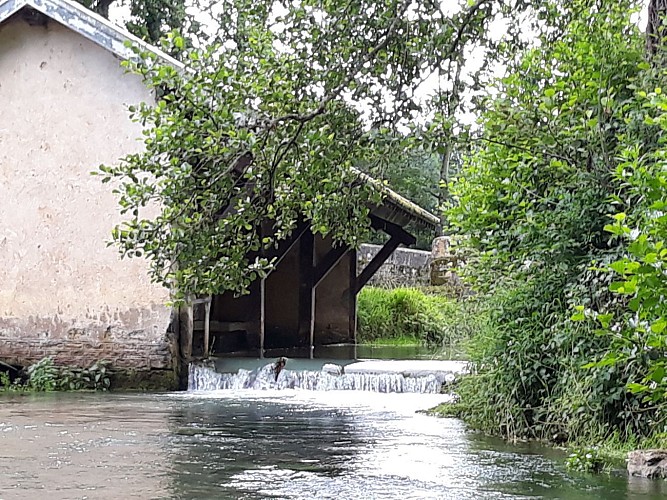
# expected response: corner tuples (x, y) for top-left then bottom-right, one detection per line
(0, 304), (177, 374)
(0, 337), (175, 372)
(358, 244), (431, 288)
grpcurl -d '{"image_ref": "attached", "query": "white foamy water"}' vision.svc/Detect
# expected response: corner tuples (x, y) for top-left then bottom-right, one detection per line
(188, 361), (451, 394)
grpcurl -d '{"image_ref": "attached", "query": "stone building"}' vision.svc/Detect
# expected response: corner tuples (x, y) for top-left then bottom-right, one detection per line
(0, 0), (438, 387)
(0, 0), (181, 386)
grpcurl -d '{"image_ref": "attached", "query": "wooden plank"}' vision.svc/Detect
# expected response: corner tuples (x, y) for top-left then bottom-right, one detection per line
(313, 244), (348, 288)
(194, 320), (257, 332)
(298, 230), (316, 352)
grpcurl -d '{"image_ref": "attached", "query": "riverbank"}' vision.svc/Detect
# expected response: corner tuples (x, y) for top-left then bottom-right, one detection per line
(426, 380), (667, 475)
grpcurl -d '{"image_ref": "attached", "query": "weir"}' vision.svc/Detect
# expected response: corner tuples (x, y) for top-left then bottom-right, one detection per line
(188, 359), (467, 394)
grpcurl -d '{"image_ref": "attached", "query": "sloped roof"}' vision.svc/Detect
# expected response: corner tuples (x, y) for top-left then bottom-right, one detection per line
(0, 0), (439, 231)
(353, 168), (440, 229)
(0, 0), (182, 67)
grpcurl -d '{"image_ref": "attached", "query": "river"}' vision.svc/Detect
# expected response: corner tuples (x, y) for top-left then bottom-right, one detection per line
(1, 387), (666, 499)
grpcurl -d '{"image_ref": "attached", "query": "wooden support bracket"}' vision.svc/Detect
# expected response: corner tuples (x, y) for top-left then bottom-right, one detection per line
(263, 220), (310, 268)
(314, 244), (349, 288)
(355, 236), (402, 294)
(353, 215), (416, 294)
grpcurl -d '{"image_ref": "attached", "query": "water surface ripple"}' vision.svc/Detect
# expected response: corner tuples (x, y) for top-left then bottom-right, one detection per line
(0, 391), (665, 499)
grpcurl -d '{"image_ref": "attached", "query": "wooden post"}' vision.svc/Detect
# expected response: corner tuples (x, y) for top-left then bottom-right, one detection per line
(259, 277), (265, 358)
(298, 230), (315, 355)
(348, 249), (357, 342)
(178, 303), (194, 389)
(203, 298), (211, 357)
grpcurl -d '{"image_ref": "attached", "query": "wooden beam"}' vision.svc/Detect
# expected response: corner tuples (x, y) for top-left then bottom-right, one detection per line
(259, 222), (268, 359)
(264, 220), (309, 268)
(355, 235), (401, 294)
(313, 244), (348, 288)
(369, 214), (416, 246)
(203, 299), (211, 357)
(298, 230), (316, 353)
(351, 214), (417, 295)
(213, 152), (255, 221)
(194, 320), (259, 332)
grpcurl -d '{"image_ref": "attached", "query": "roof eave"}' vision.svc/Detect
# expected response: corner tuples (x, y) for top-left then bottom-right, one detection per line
(0, 0), (183, 68)
(352, 167), (440, 231)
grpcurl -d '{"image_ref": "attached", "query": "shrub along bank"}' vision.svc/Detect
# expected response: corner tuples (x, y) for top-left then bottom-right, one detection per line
(0, 357), (111, 392)
(437, 0), (667, 455)
(357, 286), (482, 348)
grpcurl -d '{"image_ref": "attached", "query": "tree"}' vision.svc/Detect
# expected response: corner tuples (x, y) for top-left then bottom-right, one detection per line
(76, 0), (189, 45)
(647, 0), (667, 56)
(100, 0), (546, 301)
(583, 0), (667, 425)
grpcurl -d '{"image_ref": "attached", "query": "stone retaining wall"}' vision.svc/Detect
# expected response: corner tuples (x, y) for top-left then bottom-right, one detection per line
(358, 244), (431, 287)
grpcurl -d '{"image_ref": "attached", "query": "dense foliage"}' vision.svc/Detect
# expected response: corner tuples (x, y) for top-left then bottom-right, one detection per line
(357, 287), (482, 346)
(100, 0), (545, 300)
(447, 0), (667, 445)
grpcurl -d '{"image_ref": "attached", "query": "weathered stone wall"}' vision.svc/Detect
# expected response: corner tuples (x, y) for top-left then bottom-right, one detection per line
(358, 244), (430, 288)
(0, 17), (174, 374)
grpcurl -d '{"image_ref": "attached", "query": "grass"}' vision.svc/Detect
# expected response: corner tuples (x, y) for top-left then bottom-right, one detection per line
(357, 286), (484, 347)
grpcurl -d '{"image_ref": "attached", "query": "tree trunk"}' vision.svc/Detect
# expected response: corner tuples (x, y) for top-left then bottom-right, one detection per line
(92, 0), (115, 19)
(437, 142), (453, 235)
(647, 0), (667, 57)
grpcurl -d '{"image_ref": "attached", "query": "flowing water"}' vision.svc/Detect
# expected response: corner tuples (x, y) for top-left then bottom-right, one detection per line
(1, 363), (667, 499)
(187, 361), (461, 394)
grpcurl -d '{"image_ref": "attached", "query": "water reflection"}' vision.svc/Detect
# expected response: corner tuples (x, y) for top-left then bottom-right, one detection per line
(1, 391), (666, 499)
(167, 395), (358, 485)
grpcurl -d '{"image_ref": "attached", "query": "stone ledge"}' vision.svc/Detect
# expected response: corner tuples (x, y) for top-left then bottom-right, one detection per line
(628, 449), (667, 479)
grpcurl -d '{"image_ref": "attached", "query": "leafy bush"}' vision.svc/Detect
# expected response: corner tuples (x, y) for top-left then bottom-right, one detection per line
(3, 357), (113, 392)
(357, 286), (483, 346)
(442, 1), (666, 447)
(566, 447), (608, 474)
(581, 85), (667, 430)
(58, 361), (112, 391)
(27, 357), (59, 391)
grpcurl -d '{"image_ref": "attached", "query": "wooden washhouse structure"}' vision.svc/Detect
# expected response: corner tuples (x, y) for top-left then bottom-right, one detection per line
(181, 171), (439, 359)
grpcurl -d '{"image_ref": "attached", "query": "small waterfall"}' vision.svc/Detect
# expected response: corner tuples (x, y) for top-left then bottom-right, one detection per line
(188, 362), (443, 394)
(188, 361), (445, 394)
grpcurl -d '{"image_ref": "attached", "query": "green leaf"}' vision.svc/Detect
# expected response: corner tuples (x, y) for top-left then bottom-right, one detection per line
(651, 319), (667, 334)
(627, 383), (648, 394)
(651, 366), (665, 383)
